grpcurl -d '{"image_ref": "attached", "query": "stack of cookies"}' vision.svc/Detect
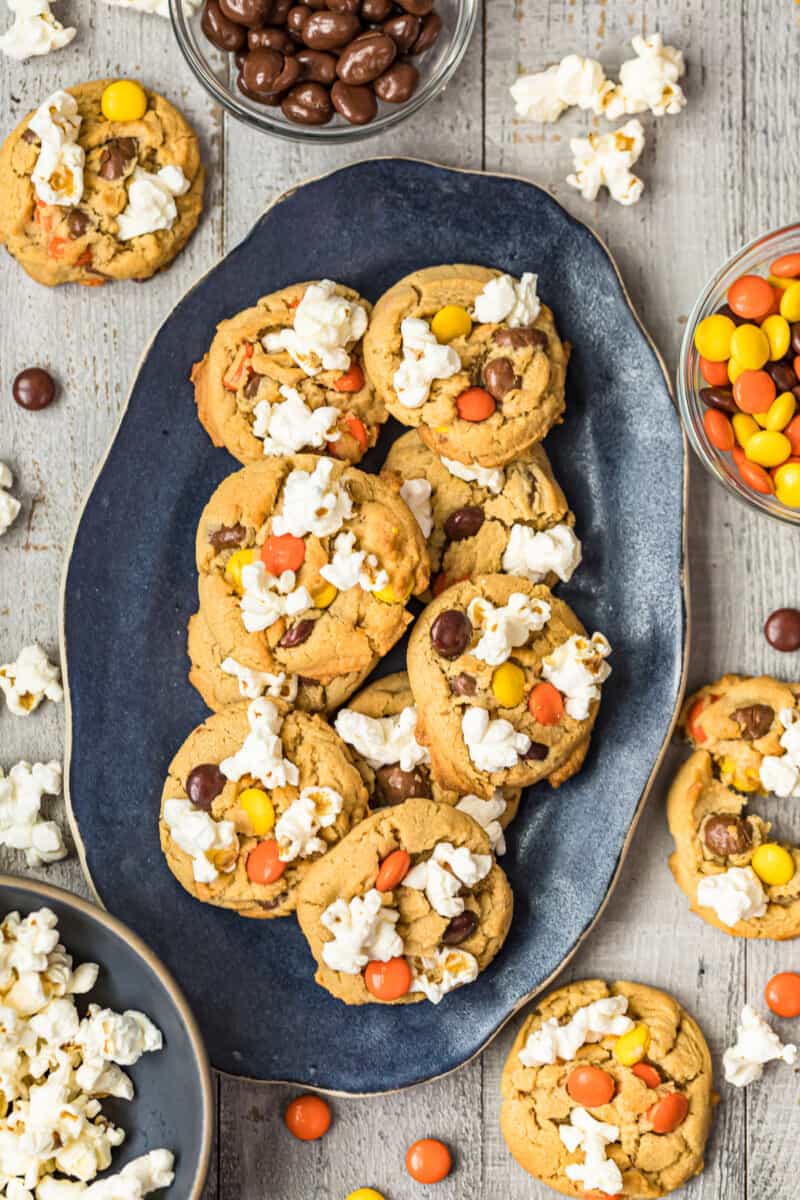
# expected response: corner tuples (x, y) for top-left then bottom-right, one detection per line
(159, 265), (613, 1007)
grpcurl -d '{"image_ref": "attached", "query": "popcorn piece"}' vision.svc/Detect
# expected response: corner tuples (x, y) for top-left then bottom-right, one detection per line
(102, 0), (200, 15)
(115, 165), (190, 242)
(271, 457), (353, 539)
(559, 1107), (623, 1196)
(519, 995), (633, 1065)
(759, 708), (800, 797)
(263, 279), (367, 377)
(320, 888), (403, 975)
(467, 592), (552, 667)
(162, 799), (237, 885)
(252, 384), (340, 457)
(76, 1005), (162, 1067)
(541, 632), (612, 720)
(511, 56), (614, 122)
(240, 561), (311, 634)
(461, 708), (531, 773)
(220, 698), (299, 790)
(0, 0), (75, 61)
(0, 644), (64, 717)
(399, 479), (433, 538)
(335, 705), (429, 772)
(567, 119), (646, 207)
(219, 657), (299, 703)
(605, 33), (687, 120)
(403, 841), (491, 919)
(472, 273), (540, 327)
(696, 867), (767, 928)
(0, 762), (66, 867)
(440, 456), (505, 495)
(410, 947), (479, 1004)
(455, 790), (507, 854)
(0, 463), (21, 536)
(28, 91), (84, 207)
(319, 531), (388, 595)
(723, 1004), (798, 1087)
(392, 317), (461, 409)
(501, 523), (582, 585)
(274, 786), (343, 862)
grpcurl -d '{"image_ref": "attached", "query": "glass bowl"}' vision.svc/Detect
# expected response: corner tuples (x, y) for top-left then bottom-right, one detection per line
(677, 222), (800, 526)
(170, 0), (478, 142)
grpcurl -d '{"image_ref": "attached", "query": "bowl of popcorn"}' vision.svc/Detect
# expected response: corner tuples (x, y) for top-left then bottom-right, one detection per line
(0, 875), (213, 1199)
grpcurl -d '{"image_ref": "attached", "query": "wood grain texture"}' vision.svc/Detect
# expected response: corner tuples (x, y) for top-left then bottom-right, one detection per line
(1, 0), (798, 1196)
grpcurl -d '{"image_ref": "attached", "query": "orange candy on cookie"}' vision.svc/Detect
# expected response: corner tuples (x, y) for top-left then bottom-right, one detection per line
(632, 1062), (661, 1089)
(262, 532), (306, 574)
(528, 682), (564, 726)
(375, 850), (411, 893)
(648, 1091), (689, 1134)
(284, 1095), (332, 1141)
(246, 839), (286, 885)
(456, 387), (496, 422)
(566, 1065), (616, 1107)
(364, 957), (412, 1001)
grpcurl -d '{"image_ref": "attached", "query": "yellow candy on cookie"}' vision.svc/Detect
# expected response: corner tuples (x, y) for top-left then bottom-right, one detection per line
(239, 787), (275, 836)
(101, 80), (148, 122)
(752, 843), (795, 887)
(430, 304), (472, 344)
(614, 1021), (651, 1066)
(313, 582), (338, 609)
(224, 548), (256, 595)
(492, 662), (526, 708)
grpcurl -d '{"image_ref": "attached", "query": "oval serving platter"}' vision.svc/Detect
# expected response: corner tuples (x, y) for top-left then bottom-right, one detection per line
(62, 158), (687, 1094)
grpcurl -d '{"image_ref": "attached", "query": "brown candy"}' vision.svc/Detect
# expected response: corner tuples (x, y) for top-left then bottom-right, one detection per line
(286, 3), (311, 34)
(202, 0), (247, 50)
(280, 618), (315, 647)
(248, 25), (296, 52)
(381, 13), (420, 52)
(328, 0), (361, 10)
(98, 137), (137, 182)
(766, 361), (797, 392)
(302, 9), (361, 48)
(523, 741), (549, 762)
(450, 672), (477, 696)
(764, 608), (800, 652)
(699, 386), (737, 415)
(337, 31), (396, 84)
(374, 764), (431, 806)
(186, 763), (227, 811)
(66, 208), (91, 238)
(244, 372), (264, 398)
(331, 80), (377, 124)
(411, 9), (441, 53)
(13, 368), (56, 411)
(444, 506), (484, 541)
(731, 704), (774, 741)
(703, 813), (752, 858)
(209, 523), (246, 550)
(361, 0), (394, 18)
(791, 323), (800, 357)
(494, 325), (547, 351)
(395, 0), (433, 13)
(296, 48), (338, 83)
(430, 609), (471, 658)
(483, 356), (520, 400)
(374, 60), (419, 102)
(281, 81), (334, 124)
(442, 910), (478, 945)
(219, 0), (273, 27)
(241, 46), (300, 98)
(269, 0), (292, 18)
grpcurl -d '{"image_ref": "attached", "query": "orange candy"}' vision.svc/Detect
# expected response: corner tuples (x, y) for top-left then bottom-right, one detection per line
(364, 957), (412, 1001)
(794, 356), (800, 379)
(648, 1091), (689, 1134)
(333, 362), (365, 392)
(771, 253), (800, 279)
(687, 697), (710, 743)
(733, 370), (776, 414)
(727, 274), (777, 321)
(405, 1138), (452, 1184)
(528, 682), (565, 726)
(246, 839), (286, 885)
(783, 415), (800, 457)
(346, 415), (369, 451)
(632, 1063), (661, 1090)
(736, 455), (775, 495)
(700, 356), (730, 387)
(284, 1095), (332, 1141)
(375, 849), (411, 892)
(456, 387), (496, 422)
(566, 1065), (616, 1107)
(262, 532), (305, 574)
(765, 971), (800, 1018)
(703, 408), (734, 451)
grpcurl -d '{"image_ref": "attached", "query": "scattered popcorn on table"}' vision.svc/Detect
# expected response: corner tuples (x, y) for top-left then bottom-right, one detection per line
(0, 644), (64, 716)
(605, 34), (687, 119)
(511, 55), (614, 122)
(0, 0), (75, 61)
(567, 119), (646, 207)
(0, 761), (66, 867)
(723, 1004), (798, 1087)
(0, 463), (21, 537)
(100, 0), (200, 16)
(0, 907), (173, 1195)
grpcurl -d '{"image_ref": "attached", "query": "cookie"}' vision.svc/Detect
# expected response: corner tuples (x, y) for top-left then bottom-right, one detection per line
(0, 80), (204, 287)
(382, 429), (579, 595)
(500, 979), (714, 1198)
(295, 797), (513, 1005)
(363, 265), (569, 468)
(192, 280), (386, 466)
(667, 749), (800, 939)
(196, 454), (430, 682)
(407, 575), (611, 798)
(159, 698), (368, 919)
(336, 670), (520, 852)
(186, 609), (372, 714)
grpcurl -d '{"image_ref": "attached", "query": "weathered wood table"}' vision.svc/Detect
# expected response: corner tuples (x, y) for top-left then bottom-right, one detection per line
(2, 1), (798, 1196)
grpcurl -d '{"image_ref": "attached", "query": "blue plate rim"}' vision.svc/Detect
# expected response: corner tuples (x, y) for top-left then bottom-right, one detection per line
(0, 872), (215, 1186)
(58, 156), (690, 1095)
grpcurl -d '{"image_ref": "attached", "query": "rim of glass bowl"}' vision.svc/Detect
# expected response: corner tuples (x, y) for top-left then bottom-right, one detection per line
(169, 0), (479, 143)
(677, 221), (800, 528)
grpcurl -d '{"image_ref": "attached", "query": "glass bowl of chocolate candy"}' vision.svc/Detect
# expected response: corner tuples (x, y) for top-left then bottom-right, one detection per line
(170, 0), (478, 141)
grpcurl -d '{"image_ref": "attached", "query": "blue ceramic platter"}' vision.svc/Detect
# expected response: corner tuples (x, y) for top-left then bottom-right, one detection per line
(63, 159), (686, 1094)
(0, 876), (212, 1195)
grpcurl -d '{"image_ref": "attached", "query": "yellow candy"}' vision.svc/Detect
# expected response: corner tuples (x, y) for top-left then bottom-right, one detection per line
(729, 324), (770, 371)
(694, 313), (734, 362)
(374, 583), (411, 604)
(313, 582), (338, 609)
(775, 461), (800, 508)
(239, 788), (275, 836)
(101, 79), (148, 122)
(744, 430), (791, 468)
(769, 273), (795, 291)
(614, 1022), (651, 1067)
(780, 281), (800, 323)
(763, 390), (796, 432)
(719, 756), (760, 793)
(752, 843), (795, 887)
(491, 662), (526, 708)
(346, 1192), (385, 1200)
(728, 357), (746, 384)
(732, 413), (759, 447)
(430, 305), (472, 344)
(225, 548), (256, 595)
(761, 313), (791, 360)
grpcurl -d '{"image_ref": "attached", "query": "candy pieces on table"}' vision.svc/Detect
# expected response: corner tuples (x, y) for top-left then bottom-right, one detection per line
(694, 254), (800, 504)
(0, 462), (21, 536)
(765, 970), (800, 1017)
(406, 1138), (452, 1184)
(284, 1094), (331, 1141)
(0, 642), (63, 715)
(765, 607), (800, 652)
(13, 365), (56, 409)
(0, 0), (76, 61)
(500, 980), (714, 1197)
